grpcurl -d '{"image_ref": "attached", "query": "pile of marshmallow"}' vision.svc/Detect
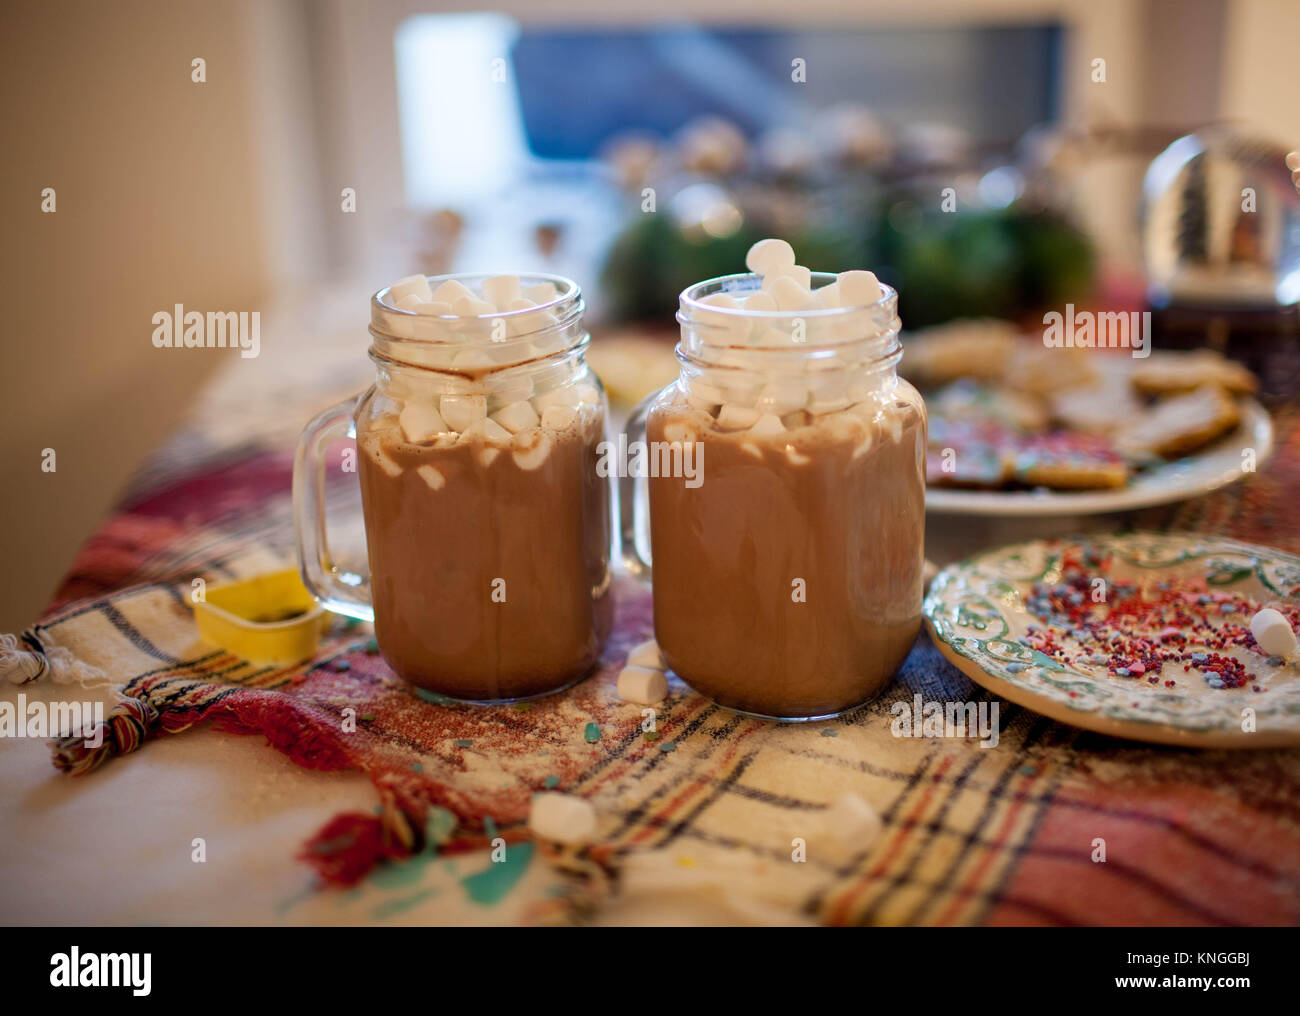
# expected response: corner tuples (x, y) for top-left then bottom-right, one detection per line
(384, 272), (574, 373)
(672, 240), (910, 459)
(368, 274), (602, 482)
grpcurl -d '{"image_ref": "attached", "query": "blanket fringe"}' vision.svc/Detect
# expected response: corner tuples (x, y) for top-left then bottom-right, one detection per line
(51, 696), (159, 775)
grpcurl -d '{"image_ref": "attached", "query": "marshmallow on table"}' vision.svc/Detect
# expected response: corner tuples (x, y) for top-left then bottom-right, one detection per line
(399, 402), (448, 443)
(390, 274), (433, 304)
(439, 394), (487, 432)
(529, 792), (598, 845)
(627, 638), (666, 670)
(617, 666), (668, 705)
(825, 792), (882, 850)
(746, 238), (795, 276)
(491, 400), (540, 435)
(1251, 608), (1296, 658)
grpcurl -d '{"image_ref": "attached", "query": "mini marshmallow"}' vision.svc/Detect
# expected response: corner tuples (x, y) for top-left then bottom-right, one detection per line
(512, 428), (553, 470)
(766, 263), (813, 290)
(825, 792), (882, 850)
(837, 269), (883, 306)
(617, 666), (668, 705)
(395, 294), (427, 311)
(482, 417), (512, 443)
(399, 402), (448, 443)
(439, 394), (487, 432)
(742, 290), (779, 312)
(390, 274), (433, 304)
(452, 295), (496, 317)
(491, 400), (540, 435)
(745, 238), (795, 275)
(740, 441), (762, 459)
(414, 300), (453, 316)
(1250, 608), (1296, 658)
(717, 404), (761, 431)
(528, 792), (598, 845)
(487, 371), (534, 406)
(452, 347), (495, 369)
(749, 413), (786, 437)
(416, 464), (445, 491)
(786, 446), (811, 465)
(480, 447), (500, 467)
(627, 638), (666, 670)
(756, 379), (808, 416)
(815, 281), (841, 307)
(431, 279), (474, 305)
(524, 282), (558, 304)
(532, 385), (583, 414)
(764, 275), (816, 311)
(360, 436), (403, 478)
(482, 274), (521, 309)
(576, 383), (601, 405)
(541, 404), (578, 431)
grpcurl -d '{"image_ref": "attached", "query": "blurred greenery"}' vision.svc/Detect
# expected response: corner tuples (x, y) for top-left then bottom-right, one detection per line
(599, 199), (1095, 329)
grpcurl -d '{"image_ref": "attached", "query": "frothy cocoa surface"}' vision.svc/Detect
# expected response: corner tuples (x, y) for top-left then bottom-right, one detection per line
(647, 399), (925, 718)
(359, 413), (612, 700)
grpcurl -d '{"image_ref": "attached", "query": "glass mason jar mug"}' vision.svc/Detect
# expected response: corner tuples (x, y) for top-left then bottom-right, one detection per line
(294, 274), (613, 703)
(622, 273), (927, 721)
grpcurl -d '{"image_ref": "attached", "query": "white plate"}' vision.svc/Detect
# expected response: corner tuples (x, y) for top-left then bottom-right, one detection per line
(925, 399), (1274, 516)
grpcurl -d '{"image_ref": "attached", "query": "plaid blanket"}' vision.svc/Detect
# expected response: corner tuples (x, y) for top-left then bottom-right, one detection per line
(13, 407), (1300, 925)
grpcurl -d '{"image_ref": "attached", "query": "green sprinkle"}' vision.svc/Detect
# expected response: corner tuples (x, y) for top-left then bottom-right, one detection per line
(658, 741), (676, 753)
(514, 702), (532, 712)
(543, 775), (559, 789)
(344, 617), (362, 630)
(484, 815), (499, 839)
(584, 722), (600, 743)
(334, 660), (351, 671)
(820, 728), (838, 737)
(411, 762), (423, 773)
(643, 730), (659, 741)
(364, 638), (379, 654)
(359, 713), (374, 722)
(415, 687), (456, 705)
(454, 738), (472, 748)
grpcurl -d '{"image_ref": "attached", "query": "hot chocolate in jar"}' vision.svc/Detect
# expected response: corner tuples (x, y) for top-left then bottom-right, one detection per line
(294, 273), (613, 702)
(623, 240), (926, 721)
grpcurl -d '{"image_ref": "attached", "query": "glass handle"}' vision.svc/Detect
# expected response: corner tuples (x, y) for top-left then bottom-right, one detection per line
(618, 387), (665, 580)
(292, 395), (374, 621)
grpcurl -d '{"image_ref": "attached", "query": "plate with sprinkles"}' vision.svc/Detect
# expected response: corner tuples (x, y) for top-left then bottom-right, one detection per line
(924, 532), (1300, 748)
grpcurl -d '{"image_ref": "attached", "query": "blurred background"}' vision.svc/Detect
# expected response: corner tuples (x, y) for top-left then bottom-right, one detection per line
(2, 0), (1298, 631)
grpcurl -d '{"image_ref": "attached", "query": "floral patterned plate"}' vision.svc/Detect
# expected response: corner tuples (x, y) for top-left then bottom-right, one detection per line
(923, 532), (1300, 748)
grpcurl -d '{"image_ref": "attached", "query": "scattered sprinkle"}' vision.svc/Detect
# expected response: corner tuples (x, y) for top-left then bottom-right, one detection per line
(584, 722), (600, 743)
(820, 728), (838, 737)
(659, 741), (676, 753)
(334, 660), (351, 672)
(364, 638), (379, 654)
(453, 738), (472, 748)
(543, 775), (559, 789)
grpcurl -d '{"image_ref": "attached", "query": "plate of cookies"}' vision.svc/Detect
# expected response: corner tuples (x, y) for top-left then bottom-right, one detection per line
(924, 532), (1300, 748)
(907, 320), (1274, 515)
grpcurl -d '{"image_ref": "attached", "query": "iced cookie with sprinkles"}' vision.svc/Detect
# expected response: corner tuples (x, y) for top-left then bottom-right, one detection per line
(924, 532), (1300, 748)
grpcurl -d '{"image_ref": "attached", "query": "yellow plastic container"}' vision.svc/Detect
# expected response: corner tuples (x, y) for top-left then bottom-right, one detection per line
(192, 568), (329, 666)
